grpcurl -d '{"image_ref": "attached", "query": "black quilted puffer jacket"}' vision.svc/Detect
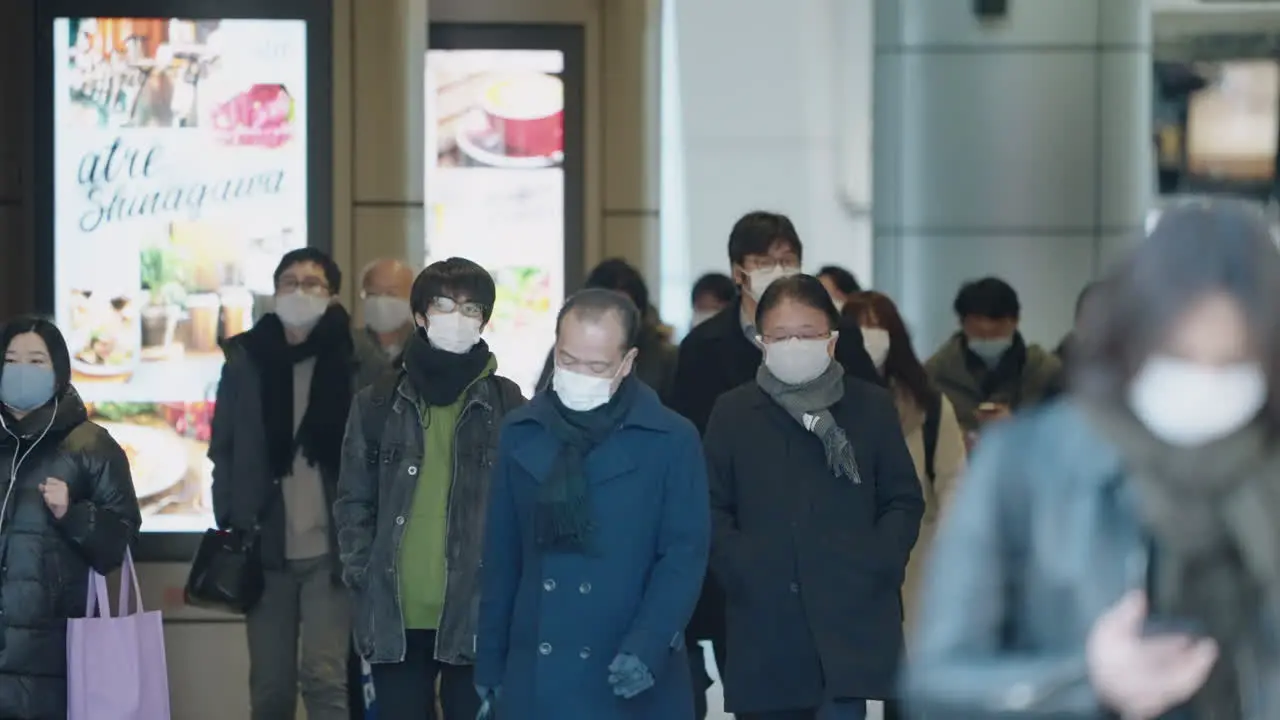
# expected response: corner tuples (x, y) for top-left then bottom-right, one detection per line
(0, 387), (141, 719)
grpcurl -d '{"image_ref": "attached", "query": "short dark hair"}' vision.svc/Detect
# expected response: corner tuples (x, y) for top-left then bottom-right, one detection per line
(274, 248), (342, 294)
(557, 288), (641, 350)
(410, 257), (498, 322)
(584, 258), (649, 316)
(953, 277), (1020, 320)
(818, 265), (861, 294)
(728, 211), (803, 266)
(1075, 198), (1280, 434)
(755, 274), (840, 332)
(691, 272), (735, 305)
(0, 316), (73, 397)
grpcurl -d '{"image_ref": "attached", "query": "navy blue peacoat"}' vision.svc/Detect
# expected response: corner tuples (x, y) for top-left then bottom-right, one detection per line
(474, 381), (711, 720)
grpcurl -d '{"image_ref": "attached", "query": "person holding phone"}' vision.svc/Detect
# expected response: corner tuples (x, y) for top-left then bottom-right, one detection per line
(925, 277), (1060, 437)
(904, 199), (1280, 718)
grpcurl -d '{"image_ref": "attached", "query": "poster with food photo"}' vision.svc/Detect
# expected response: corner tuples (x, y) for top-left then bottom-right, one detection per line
(426, 49), (567, 395)
(52, 17), (309, 532)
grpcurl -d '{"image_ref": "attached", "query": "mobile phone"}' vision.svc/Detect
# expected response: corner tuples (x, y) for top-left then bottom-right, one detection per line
(1142, 615), (1207, 639)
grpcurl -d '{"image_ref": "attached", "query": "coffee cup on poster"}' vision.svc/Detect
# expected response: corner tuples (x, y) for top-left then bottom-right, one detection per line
(481, 73), (564, 159)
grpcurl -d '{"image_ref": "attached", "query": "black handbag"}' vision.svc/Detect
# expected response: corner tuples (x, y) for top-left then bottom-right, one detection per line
(184, 527), (266, 614)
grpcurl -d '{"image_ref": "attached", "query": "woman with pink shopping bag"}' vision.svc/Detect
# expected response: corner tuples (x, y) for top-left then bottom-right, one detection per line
(68, 549), (170, 719)
(0, 317), (142, 719)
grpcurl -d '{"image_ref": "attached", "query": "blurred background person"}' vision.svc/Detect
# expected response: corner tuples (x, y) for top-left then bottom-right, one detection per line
(0, 317), (141, 720)
(704, 275), (922, 720)
(817, 265), (861, 313)
(209, 248), (358, 720)
(670, 211), (881, 719)
(843, 291), (966, 639)
(690, 272), (736, 329)
(356, 258), (415, 366)
(905, 199), (1280, 719)
(537, 258), (678, 402)
(925, 276), (1061, 436)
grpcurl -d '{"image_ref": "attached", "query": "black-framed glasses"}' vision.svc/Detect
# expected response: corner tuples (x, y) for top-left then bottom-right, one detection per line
(431, 296), (487, 319)
(759, 331), (833, 344)
(746, 256), (801, 272)
(277, 277), (330, 295)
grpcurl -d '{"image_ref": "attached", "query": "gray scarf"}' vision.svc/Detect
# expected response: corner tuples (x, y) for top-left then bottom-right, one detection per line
(755, 361), (860, 483)
(1086, 403), (1280, 720)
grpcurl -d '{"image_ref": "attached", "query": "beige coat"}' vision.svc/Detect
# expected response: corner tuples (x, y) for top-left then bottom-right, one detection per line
(892, 383), (967, 639)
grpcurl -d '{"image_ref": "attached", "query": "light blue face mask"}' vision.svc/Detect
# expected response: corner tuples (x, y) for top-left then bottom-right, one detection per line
(0, 363), (57, 412)
(967, 336), (1013, 367)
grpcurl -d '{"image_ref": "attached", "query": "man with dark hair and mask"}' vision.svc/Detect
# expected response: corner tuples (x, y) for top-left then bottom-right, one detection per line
(335, 257), (524, 719)
(210, 247), (362, 720)
(925, 276), (1061, 434)
(475, 287), (710, 720)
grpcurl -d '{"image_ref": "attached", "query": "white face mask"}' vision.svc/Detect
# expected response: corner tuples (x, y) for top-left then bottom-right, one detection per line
(746, 266), (800, 301)
(762, 332), (837, 385)
(553, 365), (620, 412)
(862, 327), (891, 369)
(424, 312), (483, 354)
(275, 291), (329, 329)
(363, 296), (412, 334)
(1128, 356), (1266, 446)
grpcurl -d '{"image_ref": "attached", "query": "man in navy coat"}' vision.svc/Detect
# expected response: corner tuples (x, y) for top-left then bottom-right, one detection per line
(475, 288), (711, 719)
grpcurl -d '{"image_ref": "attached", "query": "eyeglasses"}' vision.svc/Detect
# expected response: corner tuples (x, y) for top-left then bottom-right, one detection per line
(278, 277), (330, 295)
(431, 296), (487, 319)
(760, 331), (833, 344)
(746, 257), (801, 272)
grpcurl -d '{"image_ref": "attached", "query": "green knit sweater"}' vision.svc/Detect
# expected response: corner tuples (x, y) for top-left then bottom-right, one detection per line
(398, 358), (495, 629)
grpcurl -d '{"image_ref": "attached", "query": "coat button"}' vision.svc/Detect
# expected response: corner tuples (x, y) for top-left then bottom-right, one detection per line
(543, 579), (556, 592)
(790, 582), (800, 593)
(579, 582), (591, 594)
(408, 466), (418, 476)
(539, 642), (552, 655)
(579, 647), (591, 659)
(395, 516), (405, 526)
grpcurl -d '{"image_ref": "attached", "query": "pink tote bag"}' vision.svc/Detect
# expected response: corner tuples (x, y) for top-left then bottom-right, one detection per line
(67, 549), (171, 720)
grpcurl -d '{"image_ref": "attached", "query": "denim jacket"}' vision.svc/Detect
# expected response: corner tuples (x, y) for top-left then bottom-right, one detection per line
(334, 369), (524, 664)
(902, 400), (1277, 719)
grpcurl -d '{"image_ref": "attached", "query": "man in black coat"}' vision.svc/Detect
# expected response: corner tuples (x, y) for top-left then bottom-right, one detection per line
(669, 211), (883, 718)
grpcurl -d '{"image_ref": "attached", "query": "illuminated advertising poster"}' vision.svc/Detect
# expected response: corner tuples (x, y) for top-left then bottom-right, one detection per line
(1187, 60), (1280, 183)
(52, 17), (308, 532)
(426, 49), (566, 397)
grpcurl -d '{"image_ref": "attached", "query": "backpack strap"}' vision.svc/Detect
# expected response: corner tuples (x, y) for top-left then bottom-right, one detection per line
(923, 391), (942, 486)
(361, 371), (402, 465)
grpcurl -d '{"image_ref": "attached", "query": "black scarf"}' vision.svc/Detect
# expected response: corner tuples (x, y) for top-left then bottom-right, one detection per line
(241, 305), (354, 480)
(401, 329), (493, 407)
(538, 375), (638, 553)
(963, 331), (1029, 402)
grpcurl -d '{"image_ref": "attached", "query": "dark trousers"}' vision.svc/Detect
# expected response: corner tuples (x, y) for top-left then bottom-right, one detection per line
(369, 630), (481, 720)
(348, 642), (365, 719)
(688, 634), (727, 719)
(739, 699), (867, 720)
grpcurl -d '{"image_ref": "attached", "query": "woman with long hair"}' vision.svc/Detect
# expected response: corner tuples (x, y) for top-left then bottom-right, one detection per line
(906, 199), (1280, 718)
(842, 292), (967, 635)
(0, 316), (141, 718)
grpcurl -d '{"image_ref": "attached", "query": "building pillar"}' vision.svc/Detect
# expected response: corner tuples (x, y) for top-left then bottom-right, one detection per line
(601, 0), (662, 282)
(333, 0), (428, 314)
(873, 0), (1151, 352)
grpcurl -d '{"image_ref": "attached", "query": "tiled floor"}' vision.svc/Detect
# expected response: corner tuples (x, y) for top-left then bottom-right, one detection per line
(699, 644), (883, 720)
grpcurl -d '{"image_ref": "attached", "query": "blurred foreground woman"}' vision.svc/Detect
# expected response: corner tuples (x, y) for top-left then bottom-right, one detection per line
(905, 199), (1280, 719)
